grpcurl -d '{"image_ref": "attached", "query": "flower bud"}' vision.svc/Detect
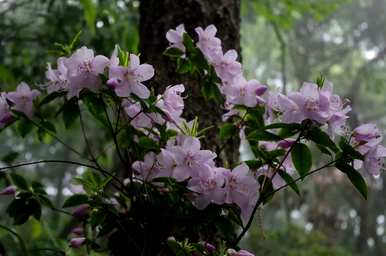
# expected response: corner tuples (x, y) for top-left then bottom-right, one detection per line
(278, 139), (296, 149)
(69, 237), (86, 248)
(72, 204), (89, 219)
(106, 78), (119, 90)
(0, 185), (16, 196)
(71, 227), (84, 236)
(256, 85), (268, 96)
(199, 241), (216, 253)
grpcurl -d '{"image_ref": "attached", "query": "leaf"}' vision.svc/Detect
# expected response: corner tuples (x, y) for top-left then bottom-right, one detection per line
(335, 162), (368, 199)
(16, 119), (34, 138)
(80, 0), (97, 35)
(2, 152), (19, 164)
(291, 143), (312, 177)
(307, 127), (338, 153)
(40, 120), (56, 133)
(182, 33), (195, 53)
(62, 99), (79, 128)
(339, 137), (364, 160)
(316, 144), (332, 156)
(82, 94), (108, 126)
(166, 239), (187, 256)
(219, 123), (236, 140)
(163, 47), (184, 58)
(39, 91), (66, 106)
(244, 159), (264, 169)
(277, 170), (300, 196)
(63, 194), (89, 208)
(30, 198), (42, 220)
(247, 130), (282, 142)
(138, 136), (159, 151)
(10, 173), (29, 190)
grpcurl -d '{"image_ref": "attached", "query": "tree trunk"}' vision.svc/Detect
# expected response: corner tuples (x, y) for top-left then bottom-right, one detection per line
(139, 0), (241, 164)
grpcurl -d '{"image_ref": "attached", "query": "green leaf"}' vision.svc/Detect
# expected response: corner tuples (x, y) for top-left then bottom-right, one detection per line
(182, 33), (195, 53)
(291, 143), (312, 177)
(40, 120), (56, 133)
(339, 137), (364, 160)
(138, 136), (159, 151)
(258, 175), (275, 204)
(219, 123), (236, 140)
(307, 127), (338, 153)
(16, 119), (34, 137)
(2, 152), (19, 164)
(244, 159), (264, 169)
(63, 194), (89, 208)
(166, 239), (187, 256)
(30, 198), (42, 220)
(39, 91), (66, 106)
(82, 94), (108, 126)
(277, 170), (300, 196)
(247, 130), (282, 142)
(335, 162), (367, 199)
(62, 99), (79, 128)
(163, 47), (184, 58)
(10, 173), (29, 190)
(80, 0), (97, 35)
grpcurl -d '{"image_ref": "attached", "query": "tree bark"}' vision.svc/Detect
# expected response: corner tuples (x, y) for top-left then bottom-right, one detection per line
(139, 0), (241, 164)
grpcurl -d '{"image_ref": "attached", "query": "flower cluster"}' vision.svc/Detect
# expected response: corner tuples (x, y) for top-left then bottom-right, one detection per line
(267, 82), (351, 137)
(166, 24), (267, 110)
(0, 82), (40, 123)
(352, 123), (386, 176)
(133, 135), (259, 221)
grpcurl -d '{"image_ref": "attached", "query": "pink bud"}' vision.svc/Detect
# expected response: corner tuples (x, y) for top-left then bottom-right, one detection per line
(0, 112), (13, 125)
(199, 241), (216, 252)
(71, 227), (84, 236)
(256, 85), (267, 96)
(278, 139), (296, 149)
(236, 250), (255, 256)
(0, 185), (16, 195)
(106, 78), (119, 89)
(69, 237), (86, 248)
(72, 204), (89, 219)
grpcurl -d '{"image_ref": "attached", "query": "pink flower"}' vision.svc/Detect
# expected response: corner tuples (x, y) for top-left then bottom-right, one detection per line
(166, 24), (186, 52)
(213, 50), (242, 82)
(231, 249), (255, 256)
(108, 54), (154, 98)
(223, 163), (259, 221)
(198, 241), (216, 253)
(0, 185), (16, 195)
(352, 123), (382, 149)
(287, 82), (330, 124)
(45, 57), (68, 93)
(224, 76), (266, 107)
(156, 84), (185, 125)
(72, 204), (89, 219)
(122, 99), (164, 130)
(64, 46), (109, 98)
(0, 93), (12, 127)
(188, 166), (227, 209)
(363, 145), (386, 176)
(159, 135), (216, 181)
(132, 152), (160, 181)
(71, 227), (84, 236)
(6, 82), (40, 118)
(69, 237), (86, 248)
(195, 25), (222, 63)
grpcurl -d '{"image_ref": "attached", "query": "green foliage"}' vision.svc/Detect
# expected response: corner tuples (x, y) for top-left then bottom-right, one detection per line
(335, 161), (368, 199)
(291, 143), (312, 177)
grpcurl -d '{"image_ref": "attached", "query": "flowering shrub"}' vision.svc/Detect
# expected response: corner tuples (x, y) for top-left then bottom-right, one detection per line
(0, 24), (385, 255)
